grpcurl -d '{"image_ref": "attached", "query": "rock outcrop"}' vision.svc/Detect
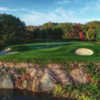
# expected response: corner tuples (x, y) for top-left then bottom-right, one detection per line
(40, 69), (54, 91)
(0, 63), (91, 92)
(0, 74), (14, 89)
(70, 68), (90, 84)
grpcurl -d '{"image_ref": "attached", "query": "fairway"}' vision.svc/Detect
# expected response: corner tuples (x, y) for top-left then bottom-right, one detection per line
(0, 41), (100, 64)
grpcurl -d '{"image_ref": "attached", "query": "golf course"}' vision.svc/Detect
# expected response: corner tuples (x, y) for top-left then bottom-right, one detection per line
(0, 41), (100, 64)
(0, 14), (100, 100)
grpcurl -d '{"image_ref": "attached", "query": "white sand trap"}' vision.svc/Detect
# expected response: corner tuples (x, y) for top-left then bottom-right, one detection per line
(4, 48), (11, 52)
(75, 48), (94, 56)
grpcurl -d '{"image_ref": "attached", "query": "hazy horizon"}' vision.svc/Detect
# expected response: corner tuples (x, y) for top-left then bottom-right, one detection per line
(0, 0), (100, 26)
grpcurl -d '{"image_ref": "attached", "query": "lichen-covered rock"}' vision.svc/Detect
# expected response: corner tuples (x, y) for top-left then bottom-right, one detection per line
(50, 68), (72, 85)
(70, 68), (90, 84)
(40, 69), (55, 92)
(0, 74), (14, 89)
(27, 68), (37, 78)
(48, 64), (62, 69)
(75, 48), (94, 56)
(30, 68), (44, 92)
(27, 67), (44, 78)
(32, 77), (40, 92)
(27, 80), (33, 91)
(22, 80), (27, 89)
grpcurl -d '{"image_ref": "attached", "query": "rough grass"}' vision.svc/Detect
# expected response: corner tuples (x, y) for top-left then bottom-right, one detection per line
(56, 63), (100, 100)
(0, 41), (100, 64)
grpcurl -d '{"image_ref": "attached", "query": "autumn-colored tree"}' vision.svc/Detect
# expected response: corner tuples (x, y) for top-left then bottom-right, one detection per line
(69, 24), (85, 40)
(86, 26), (96, 40)
(57, 23), (74, 39)
(79, 32), (85, 40)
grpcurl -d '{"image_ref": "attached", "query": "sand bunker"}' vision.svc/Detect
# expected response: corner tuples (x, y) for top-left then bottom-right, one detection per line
(75, 48), (94, 56)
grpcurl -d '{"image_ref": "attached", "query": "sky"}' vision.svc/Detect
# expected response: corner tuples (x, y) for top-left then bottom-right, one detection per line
(0, 0), (100, 26)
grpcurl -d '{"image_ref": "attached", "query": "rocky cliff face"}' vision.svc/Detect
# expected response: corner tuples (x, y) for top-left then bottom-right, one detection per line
(0, 62), (91, 93)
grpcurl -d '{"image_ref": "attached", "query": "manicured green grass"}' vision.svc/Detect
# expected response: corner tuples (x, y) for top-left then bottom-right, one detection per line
(0, 41), (100, 64)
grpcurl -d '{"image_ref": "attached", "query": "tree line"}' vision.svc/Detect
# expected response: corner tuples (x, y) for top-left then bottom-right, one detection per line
(27, 22), (99, 41)
(0, 14), (100, 46)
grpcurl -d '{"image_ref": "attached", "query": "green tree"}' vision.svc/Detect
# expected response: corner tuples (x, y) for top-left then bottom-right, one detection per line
(0, 14), (26, 45)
